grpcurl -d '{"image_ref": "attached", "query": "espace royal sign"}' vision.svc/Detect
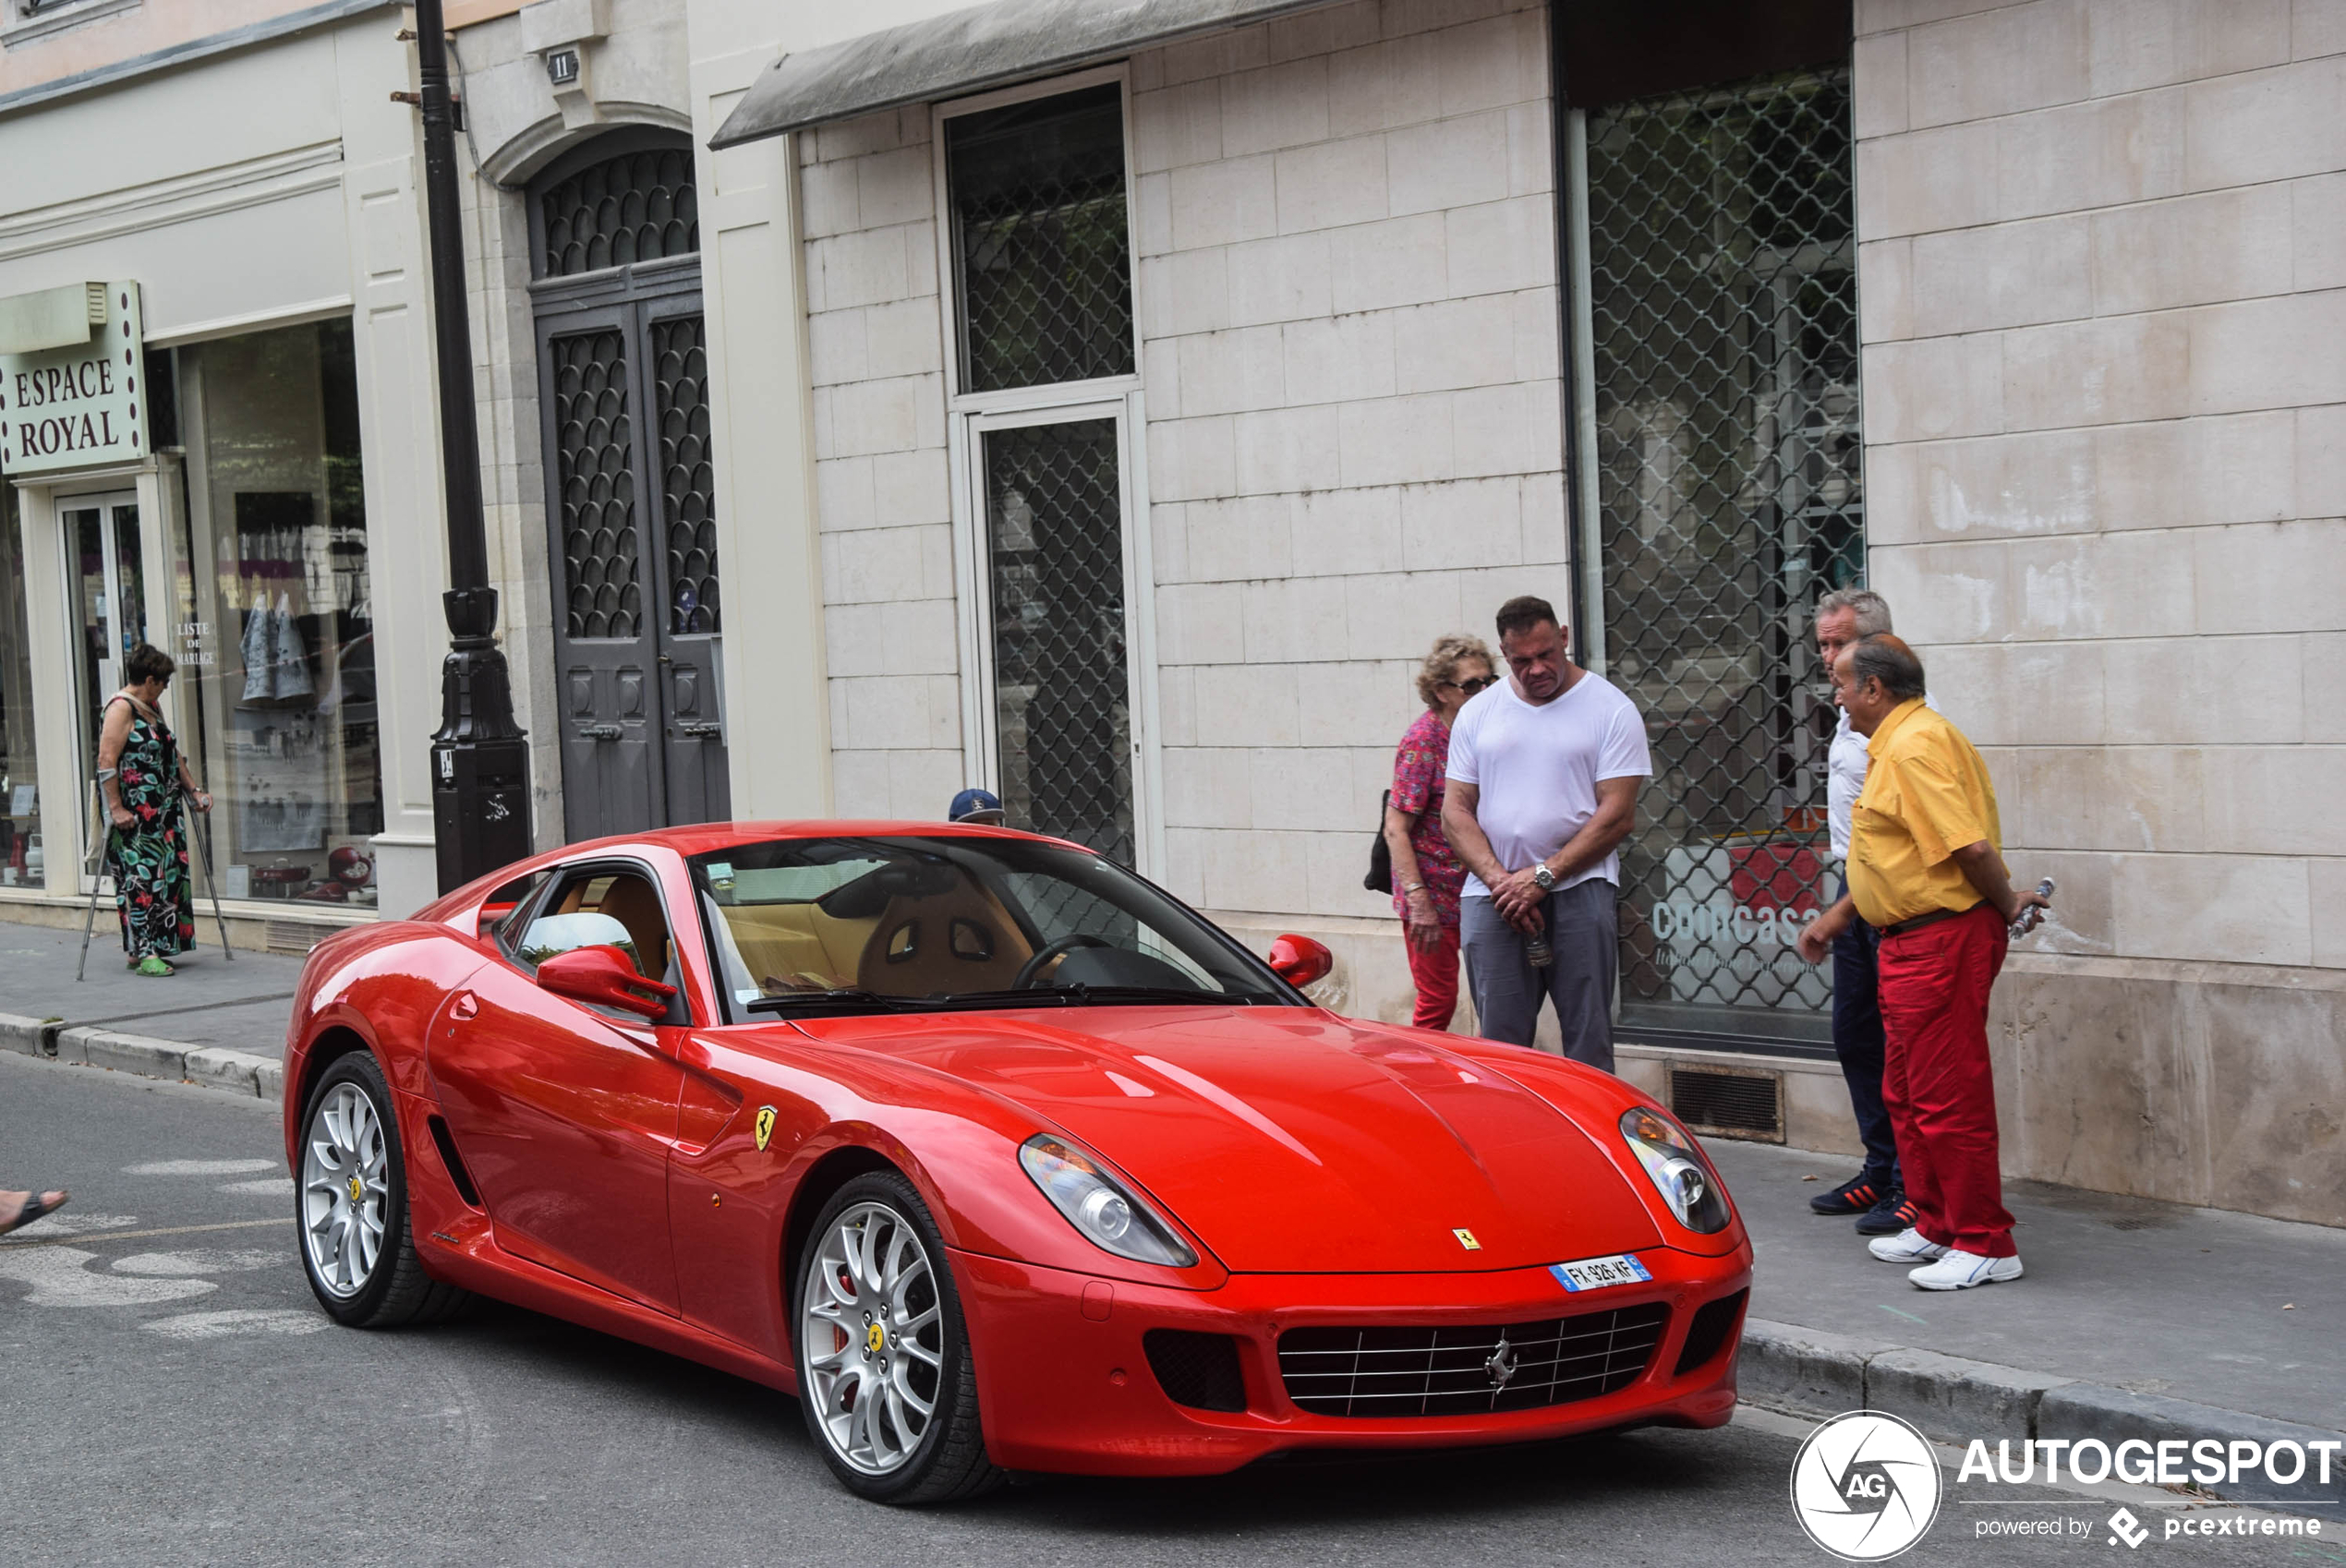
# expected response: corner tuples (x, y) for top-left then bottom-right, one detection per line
(0, 281), (145, 475)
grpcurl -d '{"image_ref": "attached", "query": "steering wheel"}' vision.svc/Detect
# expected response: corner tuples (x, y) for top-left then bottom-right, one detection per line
(1012, 933), (1112, 989)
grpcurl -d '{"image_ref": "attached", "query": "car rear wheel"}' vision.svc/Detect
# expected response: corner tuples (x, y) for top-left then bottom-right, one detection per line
(297, 1051), (473, 1328)
(794, 1172), (1001, 1503)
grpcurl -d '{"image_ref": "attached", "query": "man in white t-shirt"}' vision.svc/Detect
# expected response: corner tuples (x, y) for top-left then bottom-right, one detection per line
(1441, 596), (1651, 1069)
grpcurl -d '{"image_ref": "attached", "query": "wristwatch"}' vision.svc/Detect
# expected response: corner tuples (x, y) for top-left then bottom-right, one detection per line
(1531, 864), (1556, 891)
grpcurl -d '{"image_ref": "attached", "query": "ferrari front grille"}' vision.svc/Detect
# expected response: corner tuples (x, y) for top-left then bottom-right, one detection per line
(1277, 1303), (1668, 1417)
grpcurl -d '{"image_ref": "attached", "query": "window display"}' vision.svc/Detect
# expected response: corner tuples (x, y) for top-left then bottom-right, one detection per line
(167, 320), (382, 908)
(0, 480), (39, 887)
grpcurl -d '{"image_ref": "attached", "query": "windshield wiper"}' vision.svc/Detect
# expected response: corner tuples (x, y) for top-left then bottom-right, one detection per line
(744, 988), (915, 1015)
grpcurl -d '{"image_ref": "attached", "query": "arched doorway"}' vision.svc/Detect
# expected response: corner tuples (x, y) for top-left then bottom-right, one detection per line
(529, 129), (728, 840)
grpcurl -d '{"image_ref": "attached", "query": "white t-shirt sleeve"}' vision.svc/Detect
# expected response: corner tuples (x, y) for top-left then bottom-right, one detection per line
(1445, 700), (1482, 787)
(1595, 693), (1652, 782)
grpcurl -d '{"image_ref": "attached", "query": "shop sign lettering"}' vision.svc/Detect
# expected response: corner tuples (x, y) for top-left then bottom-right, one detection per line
(0, 282), (144, 476)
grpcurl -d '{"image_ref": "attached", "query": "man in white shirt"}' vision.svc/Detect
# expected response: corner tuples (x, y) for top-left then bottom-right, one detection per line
(1794, 587), (1910, 1237)
(1442, 596), (1651, 1069)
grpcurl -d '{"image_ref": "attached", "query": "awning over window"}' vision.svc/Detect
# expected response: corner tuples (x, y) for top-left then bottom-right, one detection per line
(710, 0), (1336, 150)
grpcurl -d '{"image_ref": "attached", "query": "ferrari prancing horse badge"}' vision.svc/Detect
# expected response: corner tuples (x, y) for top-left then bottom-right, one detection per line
(754, 1105), (778, 1152)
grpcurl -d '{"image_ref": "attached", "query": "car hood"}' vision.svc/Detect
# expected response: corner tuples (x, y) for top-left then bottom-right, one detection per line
(790, 1007), (1663, 1272)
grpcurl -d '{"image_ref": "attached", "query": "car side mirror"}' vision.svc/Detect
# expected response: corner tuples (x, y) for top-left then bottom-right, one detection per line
(537, 944), (676, 1020)
(1267, 934), (1333, 988)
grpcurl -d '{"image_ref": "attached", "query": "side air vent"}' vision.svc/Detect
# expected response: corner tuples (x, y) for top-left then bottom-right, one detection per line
(1143, 1329), (1248, 1413)
(1674, 1287), (1749, 1377)
(427, 1115), (484, 1208)
(1668, 1065), (1783, 1142)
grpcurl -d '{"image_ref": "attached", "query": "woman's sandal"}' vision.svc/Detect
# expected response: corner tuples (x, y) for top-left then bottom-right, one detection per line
(133, 955), (175, 977)
(0, 1188), (69, 1236)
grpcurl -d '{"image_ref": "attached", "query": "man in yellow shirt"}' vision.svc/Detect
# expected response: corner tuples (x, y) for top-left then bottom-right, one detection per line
(1798, 634), (2047, 1291)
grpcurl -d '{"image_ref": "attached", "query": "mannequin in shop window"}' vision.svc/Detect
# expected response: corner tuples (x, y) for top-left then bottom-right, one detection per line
(97, 643), (212, 977)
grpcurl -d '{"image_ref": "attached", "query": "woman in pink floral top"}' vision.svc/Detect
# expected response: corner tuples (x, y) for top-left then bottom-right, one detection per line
(1383, 634), (1495, 1030)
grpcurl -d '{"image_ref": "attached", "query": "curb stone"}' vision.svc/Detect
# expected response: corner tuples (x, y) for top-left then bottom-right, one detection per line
(4, 1012), (283, 1102)
(1739, 1318), (2346, 1508)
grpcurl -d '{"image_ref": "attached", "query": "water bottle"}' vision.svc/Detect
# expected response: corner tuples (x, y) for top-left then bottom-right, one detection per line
(1525, 929), (1553, 970)
(2008, 877), (2056, 938)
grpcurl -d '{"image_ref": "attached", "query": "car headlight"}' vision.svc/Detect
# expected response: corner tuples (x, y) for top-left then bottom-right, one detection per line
(1619, 1106), (1733, 1234)
(1019, 1134), (1197, 1268)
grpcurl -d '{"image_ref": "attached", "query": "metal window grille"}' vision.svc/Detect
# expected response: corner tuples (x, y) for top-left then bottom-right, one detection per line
(650, 315), (720, 635)
(946, 83), (1135, 392)
(550, 330), (640, 640)
(538, 148), (699, 279)
(982, 418), (1133, 867)
(1583, 68), (1861, 1030)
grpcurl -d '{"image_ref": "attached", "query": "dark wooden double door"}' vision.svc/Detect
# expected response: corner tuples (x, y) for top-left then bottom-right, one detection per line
(538, 259), (729, 840)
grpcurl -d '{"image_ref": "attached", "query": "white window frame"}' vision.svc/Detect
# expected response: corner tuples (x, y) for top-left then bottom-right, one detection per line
(930, 66), (1163, 876)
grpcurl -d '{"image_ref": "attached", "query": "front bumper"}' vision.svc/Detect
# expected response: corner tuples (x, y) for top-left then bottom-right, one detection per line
(954, 1244), (1753, 1476)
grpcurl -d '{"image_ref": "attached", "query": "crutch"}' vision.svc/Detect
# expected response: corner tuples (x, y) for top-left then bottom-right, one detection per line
(178, 781), (233, 961)
(75, 779), (115, 982)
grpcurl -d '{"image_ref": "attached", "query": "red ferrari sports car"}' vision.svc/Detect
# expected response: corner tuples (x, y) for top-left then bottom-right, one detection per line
(283, 822), (1752, 1502)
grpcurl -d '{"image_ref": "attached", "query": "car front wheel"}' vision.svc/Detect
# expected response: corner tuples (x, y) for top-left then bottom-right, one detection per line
(297, 1051), (472, 1328)
(795, 1171), (1000, 1503)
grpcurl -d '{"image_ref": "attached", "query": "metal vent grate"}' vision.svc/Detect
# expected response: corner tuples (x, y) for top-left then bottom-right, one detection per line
(1278, 1303), (1667, 1418)
(550, 329), (641, 641)
(263, 921), (325, 956)
(650, 314), (720, 635)
(1585, 67), (1860, 1027)
(1668, 1066), (1783, 1141)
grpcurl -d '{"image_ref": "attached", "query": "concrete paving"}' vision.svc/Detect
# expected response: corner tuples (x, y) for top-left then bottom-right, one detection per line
(1711, 1138), (2346, 1436)
(0, 914), (304, 1058)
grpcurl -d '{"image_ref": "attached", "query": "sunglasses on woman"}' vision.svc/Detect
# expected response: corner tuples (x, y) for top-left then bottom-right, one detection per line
(1444, 676), (1496, 694)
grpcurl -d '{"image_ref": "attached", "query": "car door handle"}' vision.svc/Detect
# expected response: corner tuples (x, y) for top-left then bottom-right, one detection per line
(451, 992), (479, 1021)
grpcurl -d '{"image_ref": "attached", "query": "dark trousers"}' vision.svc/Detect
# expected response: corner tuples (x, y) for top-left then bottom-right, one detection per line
(1832, 877), (1900, 1190)
(1460, 881), (1616, 1070)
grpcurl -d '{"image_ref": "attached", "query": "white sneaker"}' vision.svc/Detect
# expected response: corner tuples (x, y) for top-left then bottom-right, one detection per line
(1908, 1249), (2024, 1291)
(1868, 1226), (1950, 1264)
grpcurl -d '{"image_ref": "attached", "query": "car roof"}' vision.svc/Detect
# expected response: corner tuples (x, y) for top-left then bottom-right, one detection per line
(567, 819), (1064, 859)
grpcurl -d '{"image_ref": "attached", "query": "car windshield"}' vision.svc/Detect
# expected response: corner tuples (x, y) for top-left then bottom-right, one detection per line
(688, 835), (1295, 1019)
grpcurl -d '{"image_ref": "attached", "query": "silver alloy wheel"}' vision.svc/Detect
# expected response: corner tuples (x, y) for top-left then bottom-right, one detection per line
(301, 1081), (389, 1298)
(800, 1200), (946, 1476)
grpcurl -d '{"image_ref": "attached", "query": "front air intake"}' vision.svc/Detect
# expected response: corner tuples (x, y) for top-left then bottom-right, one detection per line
(1674, 1287), (1749, 1376)
(1143, 1329), (1248, 1412)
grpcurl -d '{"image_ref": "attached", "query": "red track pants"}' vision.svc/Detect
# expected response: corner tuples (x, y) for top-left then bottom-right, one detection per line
(1405, 923), (1461, 1031)
(1877, 903), (2016, 1258)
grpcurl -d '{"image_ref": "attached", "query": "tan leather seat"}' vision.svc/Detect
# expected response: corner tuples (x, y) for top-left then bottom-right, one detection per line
(593, 874), (671, 979)
(853, 878), (1032, 995)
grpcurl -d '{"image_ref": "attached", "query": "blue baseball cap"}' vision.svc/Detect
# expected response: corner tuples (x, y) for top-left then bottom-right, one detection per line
(949, 788), (1005, 825)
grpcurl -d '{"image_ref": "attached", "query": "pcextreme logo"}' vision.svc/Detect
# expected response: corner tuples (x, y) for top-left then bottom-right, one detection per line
(1791, 1411), (1944, 1562)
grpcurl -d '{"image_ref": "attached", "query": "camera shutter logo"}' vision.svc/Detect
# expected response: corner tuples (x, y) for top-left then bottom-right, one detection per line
(1789, 1411), (1942, 1561)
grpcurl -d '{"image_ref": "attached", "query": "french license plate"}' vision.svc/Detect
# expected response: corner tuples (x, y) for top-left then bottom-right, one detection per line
(1548, 1253), (1651, 1293)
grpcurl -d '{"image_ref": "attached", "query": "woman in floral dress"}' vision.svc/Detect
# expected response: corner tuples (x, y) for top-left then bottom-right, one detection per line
(96, 644), (212, 976)
(1382, 633), (1495, 1030)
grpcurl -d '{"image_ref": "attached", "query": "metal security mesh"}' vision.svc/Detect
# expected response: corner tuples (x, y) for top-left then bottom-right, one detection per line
(539, 147), (699, 278)
(651, 315), (720, 635)
(946, 83), (1134, 392)
(984, 418), (1132, 865)
(1586, 69), (1860, 1028)
(550, 330), (640, 640)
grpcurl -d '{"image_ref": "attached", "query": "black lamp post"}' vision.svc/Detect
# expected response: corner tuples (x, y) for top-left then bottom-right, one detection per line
(411, 0), (534, 892)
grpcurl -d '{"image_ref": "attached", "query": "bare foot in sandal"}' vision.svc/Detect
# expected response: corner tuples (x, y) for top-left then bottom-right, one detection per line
(0, 1188), (70, 1235)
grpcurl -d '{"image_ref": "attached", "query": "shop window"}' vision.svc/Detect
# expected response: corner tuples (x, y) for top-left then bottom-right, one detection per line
(166, 320), (383, 909)
(0, 480), (40, 888)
